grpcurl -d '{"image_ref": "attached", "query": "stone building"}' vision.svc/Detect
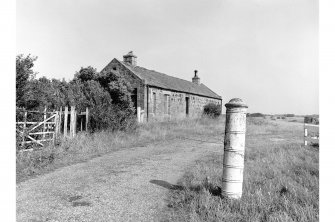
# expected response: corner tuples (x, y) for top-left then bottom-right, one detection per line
(101, 51), (222, 122)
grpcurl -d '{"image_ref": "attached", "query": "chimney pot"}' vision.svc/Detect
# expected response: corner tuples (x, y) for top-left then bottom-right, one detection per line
(192, 70), (200, 84)
(123, 51), (137, 66)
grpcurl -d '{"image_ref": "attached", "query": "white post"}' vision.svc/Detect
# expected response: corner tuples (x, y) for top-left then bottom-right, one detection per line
(222, 98), (248, 199)
(85, 107), (89, 131)
(64, 106), (68, 138)
(140, 110), (144, 123)
(137, 107), (141, 123)
(42, 106), (47, 140)
(304, 124), (308, 146)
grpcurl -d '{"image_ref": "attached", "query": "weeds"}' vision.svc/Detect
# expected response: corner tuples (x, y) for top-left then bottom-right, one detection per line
(16, 116), (224, 183)
(162, 117), (318, 222)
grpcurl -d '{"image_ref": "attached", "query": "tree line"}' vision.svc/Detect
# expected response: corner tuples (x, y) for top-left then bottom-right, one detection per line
(16, 54), (136, 132)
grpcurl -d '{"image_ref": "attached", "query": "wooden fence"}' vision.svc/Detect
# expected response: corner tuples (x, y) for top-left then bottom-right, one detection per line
(16, 106), (89, 150)
(304, 123), (319, 146)
(58, 106), (89, 138)
(16, 108), (58, 147)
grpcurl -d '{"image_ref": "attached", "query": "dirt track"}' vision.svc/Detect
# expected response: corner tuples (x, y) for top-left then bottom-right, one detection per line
(16, 138), (222, 222)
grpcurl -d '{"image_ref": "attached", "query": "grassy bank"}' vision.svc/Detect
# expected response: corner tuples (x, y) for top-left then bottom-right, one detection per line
(162, 118), (319, 222)
(16, 116), (224, 183)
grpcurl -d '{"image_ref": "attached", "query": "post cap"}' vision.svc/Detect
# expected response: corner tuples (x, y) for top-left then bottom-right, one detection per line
(225, 98), (248, 108)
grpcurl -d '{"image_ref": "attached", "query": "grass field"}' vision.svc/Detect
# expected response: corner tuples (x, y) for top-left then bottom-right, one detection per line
(161, 117), (319, 222)
(16, 117), (223, 183)
(16, 116), (318, 221)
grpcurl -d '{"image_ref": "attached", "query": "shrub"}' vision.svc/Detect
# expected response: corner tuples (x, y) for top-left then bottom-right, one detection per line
(304, 116), (319, 125)
(285, 114), (295, 117)
(72, 70), (136, 132)
(248, 113), (265, 117)
(203, 103), (222, 118)
(16, 58), (137, 132)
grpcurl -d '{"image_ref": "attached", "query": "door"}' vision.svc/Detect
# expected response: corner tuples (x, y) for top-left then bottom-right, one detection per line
(131, 88), (137, 114)
(185, 97), (189, 116)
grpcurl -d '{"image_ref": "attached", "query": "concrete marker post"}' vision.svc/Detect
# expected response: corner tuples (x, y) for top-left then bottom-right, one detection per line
(137, 107), (141, 123)
(222, 98), (248, 199)
(304, 125), (308, 146)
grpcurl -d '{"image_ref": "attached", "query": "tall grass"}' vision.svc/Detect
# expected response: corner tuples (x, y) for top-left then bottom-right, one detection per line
(16, 116), (224, 183)
(162, 117), (318, 222)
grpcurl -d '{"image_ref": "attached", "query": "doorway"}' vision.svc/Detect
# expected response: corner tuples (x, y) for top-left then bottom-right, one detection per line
(185, 97), (189, 116)
(131, 88), (137, 114)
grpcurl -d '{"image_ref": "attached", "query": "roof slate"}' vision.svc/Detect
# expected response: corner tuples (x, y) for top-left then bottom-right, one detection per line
(117, 59), (221, 99)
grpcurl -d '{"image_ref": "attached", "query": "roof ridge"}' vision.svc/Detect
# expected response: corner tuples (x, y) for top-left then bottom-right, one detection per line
(117, 59), (221, 99)
(135, 65), (196, 84)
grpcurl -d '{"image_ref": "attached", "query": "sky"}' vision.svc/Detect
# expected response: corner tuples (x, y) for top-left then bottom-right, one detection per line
(16, 0), (318, 115)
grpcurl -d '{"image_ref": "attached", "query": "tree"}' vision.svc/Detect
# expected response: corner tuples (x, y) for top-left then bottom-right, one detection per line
(89, 70), (136, 131)
(73, 66), (98, 82)
(16, 54), (37, 107)
(97, 70), (134, 110)
(16, 58), (137, 132)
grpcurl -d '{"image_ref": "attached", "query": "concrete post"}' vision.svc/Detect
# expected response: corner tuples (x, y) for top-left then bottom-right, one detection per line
(137, 107), (141, 123)
(304, 127), (308, 146)
(222, 98), (248, 199)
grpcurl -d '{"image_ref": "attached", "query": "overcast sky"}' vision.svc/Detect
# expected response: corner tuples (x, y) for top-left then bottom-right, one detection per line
(17, 0), (318, 115)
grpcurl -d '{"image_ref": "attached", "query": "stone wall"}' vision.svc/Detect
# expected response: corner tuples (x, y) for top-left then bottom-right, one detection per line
(101, 59), (222, 122)
(147, 86), (221, 121)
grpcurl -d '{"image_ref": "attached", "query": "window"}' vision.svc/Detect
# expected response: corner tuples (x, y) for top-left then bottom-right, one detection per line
(164, 94), (170, 114)
(112, 67), (117, 70)
(153, 92), (157, 114)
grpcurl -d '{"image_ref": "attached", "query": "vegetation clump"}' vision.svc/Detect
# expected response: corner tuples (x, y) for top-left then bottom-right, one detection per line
(203, 103), (222, 118)
(16, 54), (136, 132)
(247, 113), (265, 117)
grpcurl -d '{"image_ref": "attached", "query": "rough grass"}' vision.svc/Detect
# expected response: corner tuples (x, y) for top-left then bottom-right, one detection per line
(16, 116), (223, 183)
(161, 117), (319, 222)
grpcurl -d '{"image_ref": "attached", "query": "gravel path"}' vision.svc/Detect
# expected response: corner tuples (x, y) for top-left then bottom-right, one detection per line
(17, 138), (222, 222)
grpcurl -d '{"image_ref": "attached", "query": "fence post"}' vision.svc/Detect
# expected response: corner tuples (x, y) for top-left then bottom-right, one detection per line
(137, 107), (141, 123)
(64, 106), (68, 138)
(70, 106), (74, 138)
(42, 106), (47, 140)
(54, 111), (59, 145)
(80, 117), (83, 131)
(85, 107), (89, 131)
(70, 106), (76, 138)
(74, 108), (77, 137)
(304, 124), (308, 146)
(141, 110), (144, 123)
(59, 107), (62, 135)
(22, 111), (27, 147)
(222, 98), (248, 199)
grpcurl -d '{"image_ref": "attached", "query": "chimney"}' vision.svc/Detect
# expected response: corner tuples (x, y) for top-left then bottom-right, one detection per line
(123, 51), (137, 66)
(192, 70), (200, 84)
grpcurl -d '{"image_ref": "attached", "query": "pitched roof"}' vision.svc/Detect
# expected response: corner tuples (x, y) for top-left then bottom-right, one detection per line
(117, 59), (221, 99)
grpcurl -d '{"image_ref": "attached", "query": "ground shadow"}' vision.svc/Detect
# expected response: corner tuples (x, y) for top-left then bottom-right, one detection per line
(149, 179), (222, 197)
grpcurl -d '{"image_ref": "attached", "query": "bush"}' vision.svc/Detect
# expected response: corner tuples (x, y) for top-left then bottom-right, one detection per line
(304, 116), (319, 125)
(248, 113), (265, 117)
(16, 57), (137, 133)
(285, 114), (295, 117)
(203, 103), (222, 118)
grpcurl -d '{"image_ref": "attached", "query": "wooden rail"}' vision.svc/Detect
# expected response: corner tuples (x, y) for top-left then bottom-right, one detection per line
(304, 123), (319, 146)
(16, 106), (89, 150)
